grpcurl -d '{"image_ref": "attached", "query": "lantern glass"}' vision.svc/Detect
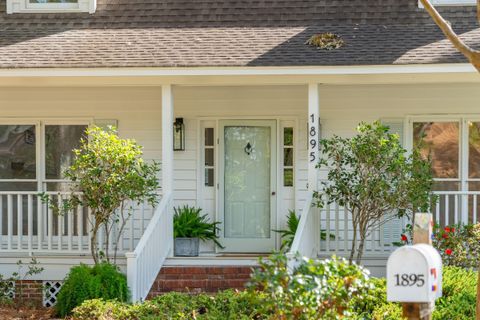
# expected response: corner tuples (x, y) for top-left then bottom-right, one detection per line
(173, 118), (185, 151)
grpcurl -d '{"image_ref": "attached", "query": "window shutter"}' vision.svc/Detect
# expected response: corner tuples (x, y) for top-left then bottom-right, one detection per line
(93, 119), (118, 130)
(381, 119), (405, 246)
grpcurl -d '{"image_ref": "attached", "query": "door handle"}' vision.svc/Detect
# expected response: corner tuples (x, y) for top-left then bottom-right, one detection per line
(271, 191), (276, 196)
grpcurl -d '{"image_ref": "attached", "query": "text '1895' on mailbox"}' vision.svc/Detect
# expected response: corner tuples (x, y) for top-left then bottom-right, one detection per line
(386, 244), (442, 303)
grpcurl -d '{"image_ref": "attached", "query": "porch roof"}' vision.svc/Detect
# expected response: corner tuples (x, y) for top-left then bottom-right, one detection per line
(0, 0), (479, 69)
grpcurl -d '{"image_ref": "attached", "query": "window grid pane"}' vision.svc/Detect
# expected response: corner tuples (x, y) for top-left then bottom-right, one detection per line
(283, 127), (294, 187)
(413, 122), (459, 179)
(204, 128), (215, 187)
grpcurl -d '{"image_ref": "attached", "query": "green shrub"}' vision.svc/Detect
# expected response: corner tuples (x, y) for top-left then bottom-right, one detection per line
(371, 303), (404, 320)
(56, 263), (129, 317)
(433, 266), (477, 320)
(72, 290), (263, 320)
(352, 266), (477, 320)
(248, 253), (373, 319)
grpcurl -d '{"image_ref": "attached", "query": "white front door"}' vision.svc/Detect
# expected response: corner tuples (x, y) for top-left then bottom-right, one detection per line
(218, 120), (277, 252)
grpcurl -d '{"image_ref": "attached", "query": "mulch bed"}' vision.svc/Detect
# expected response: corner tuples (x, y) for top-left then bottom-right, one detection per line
(0, 306), (56, 319)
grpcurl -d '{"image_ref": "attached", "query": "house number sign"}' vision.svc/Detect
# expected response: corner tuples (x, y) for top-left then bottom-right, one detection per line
(309, 113), (318, 163)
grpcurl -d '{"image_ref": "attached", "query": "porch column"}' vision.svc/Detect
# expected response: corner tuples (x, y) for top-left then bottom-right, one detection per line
(162, 84), (174, 257)
(162, 84), (174, 195)
(308, 83), (320, 192)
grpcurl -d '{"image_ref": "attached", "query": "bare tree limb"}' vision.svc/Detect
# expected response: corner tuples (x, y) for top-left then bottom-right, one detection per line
(419, 0), (480, 71)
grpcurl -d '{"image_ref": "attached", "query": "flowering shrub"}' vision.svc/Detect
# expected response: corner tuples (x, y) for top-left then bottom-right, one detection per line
(247, 253), (374, 319)
(396, 223), (480, 269)
(432, 223), (480, 269)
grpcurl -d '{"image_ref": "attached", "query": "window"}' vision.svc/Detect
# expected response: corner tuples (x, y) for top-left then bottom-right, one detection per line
(283, 127), (294, 187)
(204, 128), (215, 187)
(418, 0), (476, 7)
(0, 121), (88, 192)
(7, 0), (96, 14)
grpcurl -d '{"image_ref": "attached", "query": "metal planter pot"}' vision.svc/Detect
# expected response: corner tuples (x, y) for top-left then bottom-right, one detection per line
(174, 237), (200, 257)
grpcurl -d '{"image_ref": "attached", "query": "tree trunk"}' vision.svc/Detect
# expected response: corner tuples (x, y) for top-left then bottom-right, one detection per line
(355, 231), (366, 265)
(90, 225), (99, 264)
(418, 0), (480, 71)
(349, 223), (357, 264)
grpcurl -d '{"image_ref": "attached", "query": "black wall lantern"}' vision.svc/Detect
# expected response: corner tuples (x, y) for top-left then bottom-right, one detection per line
(173, 117), (185, 151)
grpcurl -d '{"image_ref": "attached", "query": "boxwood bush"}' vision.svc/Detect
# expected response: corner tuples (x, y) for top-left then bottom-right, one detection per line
(56, 263), (129, 317)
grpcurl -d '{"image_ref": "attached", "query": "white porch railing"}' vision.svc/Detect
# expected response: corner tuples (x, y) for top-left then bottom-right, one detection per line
(0, 191), (158, 255)
(291, 191), (480, 262)
(287, 192), (319, 260)
(432, 191), (479, 226)
(126, 191), (173, 302)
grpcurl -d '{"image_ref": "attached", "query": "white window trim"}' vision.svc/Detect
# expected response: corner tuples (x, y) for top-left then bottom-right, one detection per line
(405, 115), (480, 193)
(7, 0), (96, 14)
(418, 0), (476, 7)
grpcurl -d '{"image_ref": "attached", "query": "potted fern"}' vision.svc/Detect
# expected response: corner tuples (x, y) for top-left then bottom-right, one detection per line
(173, 206), (224, 256)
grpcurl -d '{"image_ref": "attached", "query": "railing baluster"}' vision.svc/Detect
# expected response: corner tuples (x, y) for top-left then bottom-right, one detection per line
(474, 195), (478, 224)
(27, 195), (33, 251)
(37, 196), (42, 250)
(78, 202), (83, 252)
(7, 194), (12, 250)
(48, 195), (53, 250)
(343, 206), (348, 253)
(435, 195), (440, 224)
(453, 194), (461, 224)
(334, 203), (339, 253)
(326, 203), (330, 252)
(68, 197), (73, 252)
(17, 195), (23, 249)
(130, 208), (135, 251)
(379, 217), (384, 252)
(57, 195), (62, 251)
(0, 196), (3, 249)
(445, 196), (449, 226)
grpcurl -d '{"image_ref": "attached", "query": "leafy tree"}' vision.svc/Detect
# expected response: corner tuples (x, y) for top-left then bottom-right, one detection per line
(417, 2), (480, 314)
(56, 126), (160, 264)
(315, 121), (434, 264)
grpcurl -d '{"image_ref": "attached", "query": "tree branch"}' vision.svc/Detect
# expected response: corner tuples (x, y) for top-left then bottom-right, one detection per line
(419, 0), (480, 71)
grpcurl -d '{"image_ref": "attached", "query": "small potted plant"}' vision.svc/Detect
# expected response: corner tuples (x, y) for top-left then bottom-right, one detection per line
(173, 206), (224, 256)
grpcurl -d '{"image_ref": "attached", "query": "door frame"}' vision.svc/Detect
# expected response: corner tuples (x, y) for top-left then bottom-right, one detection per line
(217, 119), (277, 253)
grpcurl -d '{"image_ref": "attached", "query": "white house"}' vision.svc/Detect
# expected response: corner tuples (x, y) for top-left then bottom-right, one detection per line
(0, 0), (479, 304)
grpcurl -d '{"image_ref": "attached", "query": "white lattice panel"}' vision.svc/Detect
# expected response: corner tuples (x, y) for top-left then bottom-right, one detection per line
(43, 281), (63, 307)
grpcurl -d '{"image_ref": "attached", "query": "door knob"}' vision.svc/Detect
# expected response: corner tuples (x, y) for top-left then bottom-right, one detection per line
(272, 191), (276, 196)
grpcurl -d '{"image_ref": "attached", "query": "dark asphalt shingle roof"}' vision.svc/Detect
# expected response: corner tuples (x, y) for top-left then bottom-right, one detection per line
(0, 0), (479, 68)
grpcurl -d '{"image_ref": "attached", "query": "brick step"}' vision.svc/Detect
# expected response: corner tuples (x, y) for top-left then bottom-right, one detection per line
(148, 266), (255, 297)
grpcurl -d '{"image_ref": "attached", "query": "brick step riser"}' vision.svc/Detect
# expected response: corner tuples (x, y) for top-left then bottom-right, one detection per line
(148, 266), (255, 297)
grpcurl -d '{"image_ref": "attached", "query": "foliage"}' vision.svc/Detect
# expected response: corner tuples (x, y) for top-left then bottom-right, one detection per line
(316, 121), (434, 263)
(173, 206), (224, 248)
(273, 210), (334, 252)
(46, 126), (160, 264)
(305, 33), (345, 50)
(273, 210), (300, 251)
(247, 253), (373, 319)
(433, 266), (477, 320)
(0, 258), (43, 307)
(55, 263), (129, 317)
(350, 266), (477, 320)
(72, 290), (263, 320)
(433, 223), (480, 269)
(396, 223), (480, 269)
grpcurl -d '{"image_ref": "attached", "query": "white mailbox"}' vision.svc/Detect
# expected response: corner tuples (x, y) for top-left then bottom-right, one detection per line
(387, 244), (442, 303)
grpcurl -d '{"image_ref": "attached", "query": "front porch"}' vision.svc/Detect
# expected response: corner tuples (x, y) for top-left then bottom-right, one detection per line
(0, 76), (479, 303)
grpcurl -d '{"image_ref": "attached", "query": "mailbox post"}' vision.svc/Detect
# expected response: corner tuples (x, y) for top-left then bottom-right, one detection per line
(387, 213), (442, 320)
